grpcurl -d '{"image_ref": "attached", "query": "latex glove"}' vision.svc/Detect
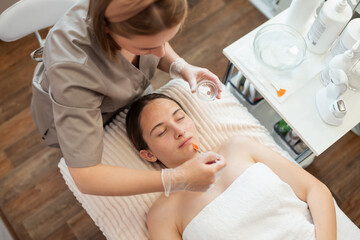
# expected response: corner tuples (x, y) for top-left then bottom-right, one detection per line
(161, 151), (226, 197)
(169, 58), (223, 99)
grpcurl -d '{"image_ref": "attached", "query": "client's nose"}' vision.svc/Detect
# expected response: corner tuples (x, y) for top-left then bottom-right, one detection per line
(174, 127), (185, 139)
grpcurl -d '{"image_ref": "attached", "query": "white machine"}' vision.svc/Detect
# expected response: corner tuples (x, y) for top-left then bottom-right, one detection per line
(316, 69), (349, 126)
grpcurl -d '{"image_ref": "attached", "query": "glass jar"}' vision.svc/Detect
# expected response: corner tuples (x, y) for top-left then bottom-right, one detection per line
(196, 80), (218, 101)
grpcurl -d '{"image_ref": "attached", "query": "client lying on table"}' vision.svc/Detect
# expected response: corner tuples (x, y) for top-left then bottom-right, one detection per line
(125, 93), (336, 240)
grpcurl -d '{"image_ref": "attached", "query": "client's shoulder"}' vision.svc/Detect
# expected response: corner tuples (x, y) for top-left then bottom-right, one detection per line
(147, 194), (181, 238)
(149, 194), (176, 210)
(147, 194), (179, 224)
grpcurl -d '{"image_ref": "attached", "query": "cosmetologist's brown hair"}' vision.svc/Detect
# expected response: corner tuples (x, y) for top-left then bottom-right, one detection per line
(88, 0), (188, 59)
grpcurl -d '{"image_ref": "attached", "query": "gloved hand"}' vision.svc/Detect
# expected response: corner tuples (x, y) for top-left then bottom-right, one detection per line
(169, 58), (223, 99)
(161, 151), (226, 197)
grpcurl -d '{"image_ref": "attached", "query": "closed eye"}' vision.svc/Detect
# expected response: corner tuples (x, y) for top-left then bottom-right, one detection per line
(177, 116), (185, 121)
(158, 129), (166, 137)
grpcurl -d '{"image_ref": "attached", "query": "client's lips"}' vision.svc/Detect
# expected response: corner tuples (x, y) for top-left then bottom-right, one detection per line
(179, 137), (192, 148)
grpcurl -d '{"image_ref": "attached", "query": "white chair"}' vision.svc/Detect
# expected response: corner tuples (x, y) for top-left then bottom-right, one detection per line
(0, 0), (76, 60)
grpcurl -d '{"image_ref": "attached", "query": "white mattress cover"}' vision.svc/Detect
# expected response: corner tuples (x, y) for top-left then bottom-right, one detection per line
(58, 79), (360, 239)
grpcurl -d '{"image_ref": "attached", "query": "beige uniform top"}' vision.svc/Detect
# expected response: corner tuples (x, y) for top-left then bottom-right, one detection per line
(30, 0), (160, 167)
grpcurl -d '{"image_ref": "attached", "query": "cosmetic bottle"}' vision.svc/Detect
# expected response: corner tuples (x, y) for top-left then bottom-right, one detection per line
(306, 0), (352, 55)
(327, 18), (360, 62)
(350, 40), (360, 62)
(321, 49), (355, 85)
(285, 129), (300, 146)
(276, 119), (291, 136)
(285, 0), (322, 35)
(348, 61), (360, 91)
(293, 140), (308, 154)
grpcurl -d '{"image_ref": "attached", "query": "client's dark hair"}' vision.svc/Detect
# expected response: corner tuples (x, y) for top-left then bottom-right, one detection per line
(126, 93), (184, 151)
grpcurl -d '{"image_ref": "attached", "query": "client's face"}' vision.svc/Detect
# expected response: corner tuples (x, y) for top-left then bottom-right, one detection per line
(139, 98), (200, 168)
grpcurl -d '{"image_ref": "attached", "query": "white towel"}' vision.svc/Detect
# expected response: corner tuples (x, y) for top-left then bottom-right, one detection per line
(183, 163), (315, 240)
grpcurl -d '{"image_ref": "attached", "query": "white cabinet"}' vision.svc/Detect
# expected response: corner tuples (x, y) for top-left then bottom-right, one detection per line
(223, 10), (360, 167)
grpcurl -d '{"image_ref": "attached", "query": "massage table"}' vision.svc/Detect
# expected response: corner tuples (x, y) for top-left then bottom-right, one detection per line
(58, 79), (360, 239)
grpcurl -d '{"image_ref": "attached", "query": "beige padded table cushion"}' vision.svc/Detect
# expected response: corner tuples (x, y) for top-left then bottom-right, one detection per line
(58, 79), (360, 239)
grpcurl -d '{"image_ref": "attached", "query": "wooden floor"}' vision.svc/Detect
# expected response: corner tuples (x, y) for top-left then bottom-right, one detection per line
(0, 0), (359, 239)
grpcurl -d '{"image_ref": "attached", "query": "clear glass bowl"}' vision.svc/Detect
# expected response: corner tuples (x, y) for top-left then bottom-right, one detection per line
(253, 23), (307, 71)
(196, 80), (218, 101)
